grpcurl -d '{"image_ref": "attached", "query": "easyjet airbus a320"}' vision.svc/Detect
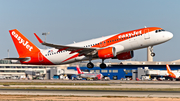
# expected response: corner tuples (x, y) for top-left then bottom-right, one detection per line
(6, 27), (173, 69)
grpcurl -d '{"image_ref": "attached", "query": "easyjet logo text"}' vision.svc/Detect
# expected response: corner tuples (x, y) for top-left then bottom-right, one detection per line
(118, 30), (142, 39)
(11, 31), (33, 51)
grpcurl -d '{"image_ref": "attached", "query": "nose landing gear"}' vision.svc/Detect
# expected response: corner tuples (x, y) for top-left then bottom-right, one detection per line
(149, 46), (155, 57)
(151, 52), (155, 57)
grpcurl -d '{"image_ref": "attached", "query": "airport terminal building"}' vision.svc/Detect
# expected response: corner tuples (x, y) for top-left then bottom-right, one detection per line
(1, 59), (180, 80)
(68, 61), (180, 80)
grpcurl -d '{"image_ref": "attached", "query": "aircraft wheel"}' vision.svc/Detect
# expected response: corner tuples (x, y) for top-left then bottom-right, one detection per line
(94, 77), (98, 81)
(151, 52), (155, 57)
(100, 63), (106, 69)
(87, 62), (94, 69)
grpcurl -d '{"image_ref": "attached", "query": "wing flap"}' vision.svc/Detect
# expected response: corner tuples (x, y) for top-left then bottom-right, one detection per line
(42, 42), (98, 56)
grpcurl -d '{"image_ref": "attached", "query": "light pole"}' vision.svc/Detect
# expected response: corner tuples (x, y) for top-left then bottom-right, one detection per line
(7, 49), (10, 64)
(7, 49), (9, 58)
(42, 32), (50, 49)
(42, 32), (50, 80)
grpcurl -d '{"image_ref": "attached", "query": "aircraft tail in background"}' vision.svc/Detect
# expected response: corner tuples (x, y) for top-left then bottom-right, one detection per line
(76, 65), (84, 74)
(166, 64), (176, 78)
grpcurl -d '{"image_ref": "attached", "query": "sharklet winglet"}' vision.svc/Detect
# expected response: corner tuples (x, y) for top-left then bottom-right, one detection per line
(34, 33), (43, 43)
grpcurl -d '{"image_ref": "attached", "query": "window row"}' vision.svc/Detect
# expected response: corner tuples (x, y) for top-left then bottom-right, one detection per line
(83, 34), (142, 48)
(45, 50), (67, 56)
(90, 69), (119, 73)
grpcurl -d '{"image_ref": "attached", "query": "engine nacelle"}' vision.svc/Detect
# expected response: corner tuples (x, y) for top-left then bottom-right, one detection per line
(98, 47), (116, 59)
(117, 51), (134, 60)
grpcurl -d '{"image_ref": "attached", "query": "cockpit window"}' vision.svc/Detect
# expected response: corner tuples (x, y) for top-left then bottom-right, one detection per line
(155, 29), (165, 33)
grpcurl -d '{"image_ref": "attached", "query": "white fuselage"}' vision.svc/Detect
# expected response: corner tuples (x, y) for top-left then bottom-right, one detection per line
(41, 30), (173, 64)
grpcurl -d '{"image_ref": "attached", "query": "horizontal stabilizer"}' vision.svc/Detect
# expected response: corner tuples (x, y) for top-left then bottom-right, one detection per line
(4, 57), (29, 61)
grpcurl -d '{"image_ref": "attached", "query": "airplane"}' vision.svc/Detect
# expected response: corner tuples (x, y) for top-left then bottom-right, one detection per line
(76, 65), (103, 80)
(6, 27), (173, 69)
(166, 64), (180, 79)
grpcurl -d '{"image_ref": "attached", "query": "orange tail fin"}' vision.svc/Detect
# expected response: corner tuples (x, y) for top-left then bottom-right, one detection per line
(9, 29), (39, 57)
(166, 64), (172, 74)
(166, 64), (176, 78)
(76, 65), (83, 74)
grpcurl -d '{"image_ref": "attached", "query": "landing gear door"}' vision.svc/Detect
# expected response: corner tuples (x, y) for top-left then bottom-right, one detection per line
(144, 29), (150, 39)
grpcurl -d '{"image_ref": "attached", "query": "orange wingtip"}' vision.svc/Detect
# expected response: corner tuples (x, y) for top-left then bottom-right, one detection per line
(34, 33), (43, 43)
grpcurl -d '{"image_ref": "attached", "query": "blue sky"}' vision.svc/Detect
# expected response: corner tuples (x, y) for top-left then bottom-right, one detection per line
(0, 0), (179, 62)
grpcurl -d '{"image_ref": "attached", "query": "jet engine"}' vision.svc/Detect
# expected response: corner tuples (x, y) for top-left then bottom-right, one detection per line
(98, 47), (116, 59)
(116, 51), (134, 60)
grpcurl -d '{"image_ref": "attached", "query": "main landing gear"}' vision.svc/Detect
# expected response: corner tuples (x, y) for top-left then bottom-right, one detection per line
(149, 46), (155, 57)
(87, 57), (94, 69)
(100, 59), (106, 69)
(87, 62), (94, 69)
(87, 58), (107, 69)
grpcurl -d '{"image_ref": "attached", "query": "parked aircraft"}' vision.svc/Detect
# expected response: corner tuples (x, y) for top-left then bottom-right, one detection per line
(6, 27), (173, 68)
(166, 64), (180, 79)
(76, 65), (103, 80)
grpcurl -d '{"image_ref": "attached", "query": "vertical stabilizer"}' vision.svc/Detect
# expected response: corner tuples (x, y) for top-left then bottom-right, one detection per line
(9, 29), (39, 57)
(166, 64), (176, 78)
(76, 65), (83, 74)
(166, 64), (172, 74)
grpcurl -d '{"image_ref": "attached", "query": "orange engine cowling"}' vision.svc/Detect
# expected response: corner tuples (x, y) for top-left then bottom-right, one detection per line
(98, 47), (116, 59)
(117, 51), (134, 60)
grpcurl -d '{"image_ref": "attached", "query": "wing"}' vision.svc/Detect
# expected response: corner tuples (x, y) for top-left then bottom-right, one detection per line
(42, 42), (98, 56)
(34, 33), (99, 56)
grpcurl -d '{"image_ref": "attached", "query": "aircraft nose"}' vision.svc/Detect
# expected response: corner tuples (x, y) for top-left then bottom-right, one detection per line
(163, 31), (173, 41)
(167, 32), (173, 39)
